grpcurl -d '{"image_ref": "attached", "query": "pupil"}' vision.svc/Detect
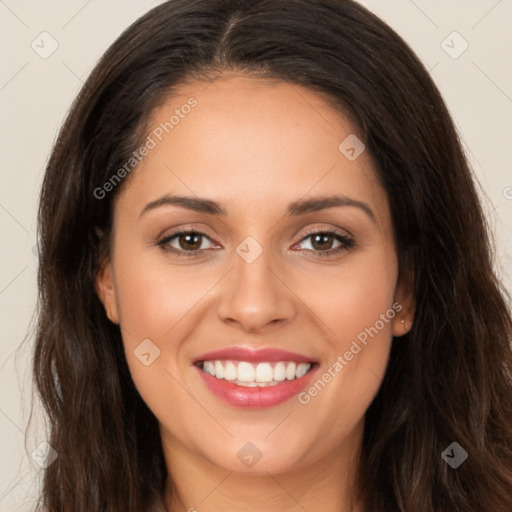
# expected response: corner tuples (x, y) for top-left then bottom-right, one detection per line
(181, 233), (201, 250)
(312, 233), (332, 250)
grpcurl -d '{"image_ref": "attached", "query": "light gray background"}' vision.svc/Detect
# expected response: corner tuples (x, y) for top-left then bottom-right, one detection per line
(1, 1), (511, 510)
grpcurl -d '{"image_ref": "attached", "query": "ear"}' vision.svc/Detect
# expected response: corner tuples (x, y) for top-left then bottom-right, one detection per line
(95, 256), (120, 325)
(391, 270), (415, 337)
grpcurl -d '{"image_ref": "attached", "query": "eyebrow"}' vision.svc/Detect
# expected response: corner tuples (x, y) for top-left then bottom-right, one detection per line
(139, 193), (377, 223)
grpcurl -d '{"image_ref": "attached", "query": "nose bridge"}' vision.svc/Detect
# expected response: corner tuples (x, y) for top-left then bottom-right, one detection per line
(234, 235), (276, 291)
(216, 234), (296, 331)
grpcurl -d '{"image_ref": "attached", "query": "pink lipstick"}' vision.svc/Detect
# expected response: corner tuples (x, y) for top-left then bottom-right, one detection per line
(193, 347), (318, 408)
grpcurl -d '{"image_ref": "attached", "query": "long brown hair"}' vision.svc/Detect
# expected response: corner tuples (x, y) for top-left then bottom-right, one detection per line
(31, 0), (512, 510)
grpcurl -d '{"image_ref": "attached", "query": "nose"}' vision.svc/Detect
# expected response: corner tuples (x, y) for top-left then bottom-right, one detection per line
(216, 245), (297, 334)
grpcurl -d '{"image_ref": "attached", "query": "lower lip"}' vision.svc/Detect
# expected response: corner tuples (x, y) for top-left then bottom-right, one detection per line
(195, 364), (318, 408)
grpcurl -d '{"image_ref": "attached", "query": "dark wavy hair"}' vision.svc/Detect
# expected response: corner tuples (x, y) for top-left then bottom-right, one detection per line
(30, 0), (512, 510)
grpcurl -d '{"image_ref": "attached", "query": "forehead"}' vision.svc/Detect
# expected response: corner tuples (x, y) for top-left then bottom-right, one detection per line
(117, 74), (388, 227)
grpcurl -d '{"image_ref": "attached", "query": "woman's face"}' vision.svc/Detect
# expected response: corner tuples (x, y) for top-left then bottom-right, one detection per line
(97, 74), (413, 476)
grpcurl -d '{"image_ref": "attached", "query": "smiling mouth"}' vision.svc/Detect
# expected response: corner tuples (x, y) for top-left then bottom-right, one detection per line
(195, 360), (316, 387)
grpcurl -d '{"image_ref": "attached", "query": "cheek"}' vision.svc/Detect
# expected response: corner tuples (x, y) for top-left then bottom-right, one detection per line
(294, 251), (397, 426)
(109, 250), (184, 392)
(300, 247), (397, 344)
(111, 251), (220, 412)
(111, 253), (196, 429)
(112, 248), (208, 341)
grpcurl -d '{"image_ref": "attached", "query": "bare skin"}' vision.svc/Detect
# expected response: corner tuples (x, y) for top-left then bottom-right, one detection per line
(96, 72), (414, 512)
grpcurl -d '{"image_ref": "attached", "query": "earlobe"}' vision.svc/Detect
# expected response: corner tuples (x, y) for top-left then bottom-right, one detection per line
(392, 271), (415, 337)
(392, 306), (414, 337)
(95, 258), (120, 324)
(393, 317), (412, 337)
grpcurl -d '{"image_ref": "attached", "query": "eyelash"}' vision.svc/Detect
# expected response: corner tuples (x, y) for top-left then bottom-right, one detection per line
(155, 227), (355, 259)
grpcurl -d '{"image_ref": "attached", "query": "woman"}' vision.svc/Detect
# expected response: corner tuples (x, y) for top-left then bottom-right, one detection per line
(32, 0), (512, 510)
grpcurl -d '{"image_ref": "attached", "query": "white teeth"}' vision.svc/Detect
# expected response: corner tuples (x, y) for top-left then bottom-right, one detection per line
(273, 362), (286, 381)
(224, 361), (237, 380)
(214, 360), (224, 379)
(255, 362), (273, 382)
(237, 362), (255, 382)
(233, 379), (279, 388)
(200, 360), (312, 385)
(286, 362), (296, 380)
(204, 361), (215, 376)
(296, 363), (309, 378)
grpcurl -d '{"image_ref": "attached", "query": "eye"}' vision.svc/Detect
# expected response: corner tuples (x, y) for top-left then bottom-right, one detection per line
(156, 227), (354, 259)
(156, 230), (216, 258)
(293, 229), (354, 257)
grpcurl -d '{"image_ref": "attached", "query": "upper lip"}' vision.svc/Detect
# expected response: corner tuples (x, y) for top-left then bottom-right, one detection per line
(193, 346), (317, 364)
